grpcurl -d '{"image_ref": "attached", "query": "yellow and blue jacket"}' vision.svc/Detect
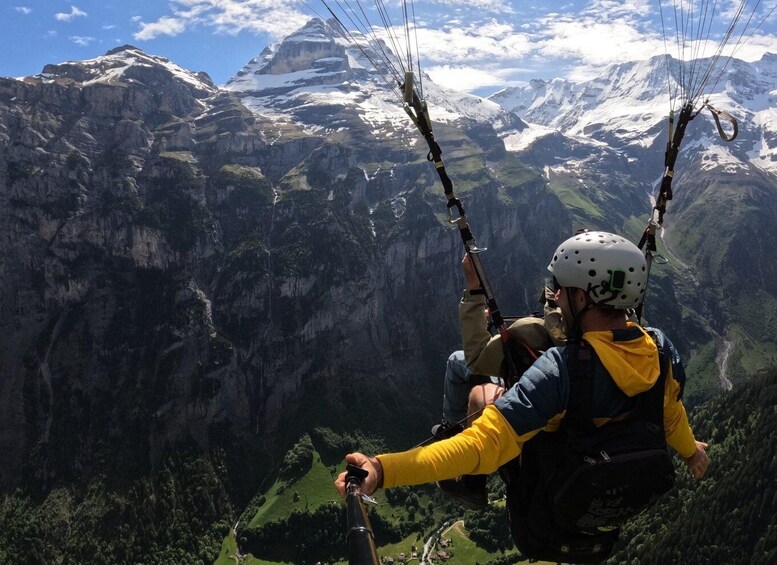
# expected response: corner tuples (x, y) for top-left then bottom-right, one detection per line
(378, 323), (697, 489)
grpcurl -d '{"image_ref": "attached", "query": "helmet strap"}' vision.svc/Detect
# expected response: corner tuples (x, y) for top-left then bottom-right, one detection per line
(566, 288), (596, 340)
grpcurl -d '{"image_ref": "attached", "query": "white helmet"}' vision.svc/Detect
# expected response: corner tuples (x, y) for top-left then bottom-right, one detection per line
(547, 231), (647, 309)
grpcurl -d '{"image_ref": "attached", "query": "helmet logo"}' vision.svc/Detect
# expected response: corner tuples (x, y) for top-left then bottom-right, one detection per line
(609, 270), (626, 292)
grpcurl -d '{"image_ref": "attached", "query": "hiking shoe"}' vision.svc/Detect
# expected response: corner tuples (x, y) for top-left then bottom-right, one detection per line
(437, 474), (488, 510)
(431, 420), (464, 440)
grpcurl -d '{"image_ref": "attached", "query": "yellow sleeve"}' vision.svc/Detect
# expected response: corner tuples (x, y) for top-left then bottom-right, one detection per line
(663, 366), (697, 458)
(377, 406), (533, 488)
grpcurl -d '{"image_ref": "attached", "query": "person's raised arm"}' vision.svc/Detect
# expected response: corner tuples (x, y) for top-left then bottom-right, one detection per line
(461, 253), (481, 291)
(459, 254), (505, 375)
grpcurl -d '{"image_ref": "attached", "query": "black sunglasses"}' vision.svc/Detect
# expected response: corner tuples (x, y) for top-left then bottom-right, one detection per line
(552, 276), (562, 292)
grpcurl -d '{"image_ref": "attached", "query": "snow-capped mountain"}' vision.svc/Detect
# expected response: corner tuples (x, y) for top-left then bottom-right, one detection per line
(221, 17), (777, 386)
(492, 56), (669, 133)
(225, 18), (525, 137)
(225, 18), (776, 197)
(38, 44), (217, 96)
(490, 54), (777, 176)
(210, 18), (777, 365)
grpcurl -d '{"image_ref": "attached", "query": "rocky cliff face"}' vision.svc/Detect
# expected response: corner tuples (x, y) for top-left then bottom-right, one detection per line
(0, 46), (244, 491)
(0, 39), (569, 500)
(0, 45), (335, 491)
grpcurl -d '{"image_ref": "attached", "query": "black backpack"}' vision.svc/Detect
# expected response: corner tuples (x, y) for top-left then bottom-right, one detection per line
(502, 336), (676, 563)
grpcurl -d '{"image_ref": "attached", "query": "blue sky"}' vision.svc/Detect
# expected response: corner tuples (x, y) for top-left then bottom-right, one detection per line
(3, 1), (777, 94)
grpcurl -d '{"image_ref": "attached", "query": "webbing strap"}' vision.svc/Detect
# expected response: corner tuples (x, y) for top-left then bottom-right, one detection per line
(646, 100), (737, 236)
(635, 102), (695, 323)
(564, 341), (597, 436)
(706, 103), (738, 142)
(637, 100), (738, 322)
(655, 102), (696, 226)
(404, 84), (521, 382)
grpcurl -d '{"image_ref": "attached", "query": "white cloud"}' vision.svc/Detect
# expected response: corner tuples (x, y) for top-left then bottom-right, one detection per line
(723, 33), (777, 62)
(716, 0), (777, 21)
(426, 64), (514, 92)
(583, 0), (653, 19)
(15, 6), (31, 15)
(409, 20), (533, 64)
(55, 6), (87, 22)
(659, 0), (777, 45)
(70, 35), (95, 46)
(521, 1), (777, 82)
(207, 3), (309, 37)
(536, 19), (663, 67)
(427, 0), (513, 13)
(103, 24), (117, 30)
(135, 16), (187, 40)
(652, 1), (777, 64)
(132, 0), (310, 41)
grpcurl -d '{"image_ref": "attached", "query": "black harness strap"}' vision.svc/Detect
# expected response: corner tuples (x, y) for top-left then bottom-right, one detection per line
(637, 100), (738, 323)
(636, 101), (696, 322)
(655, 101), (696, 227)
(403, 82), (523, 386)
(564, 340), (598, 437)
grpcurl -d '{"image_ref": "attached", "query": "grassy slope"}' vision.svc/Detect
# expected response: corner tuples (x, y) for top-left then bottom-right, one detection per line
(247, 452), (339, 527)
(221, 444), (519, 565)
(214, 532), (291, 565)
(546, 175), (606, 222)
(443, 521), (504, 564)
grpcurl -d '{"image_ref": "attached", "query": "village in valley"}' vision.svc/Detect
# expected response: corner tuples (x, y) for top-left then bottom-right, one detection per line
(380, 534), (454, 563)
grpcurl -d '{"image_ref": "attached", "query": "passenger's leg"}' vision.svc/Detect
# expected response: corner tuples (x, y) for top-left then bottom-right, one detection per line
(442, 350), (472, 424)
(437, 382), (505, 509)
(466, 382), (506, 425)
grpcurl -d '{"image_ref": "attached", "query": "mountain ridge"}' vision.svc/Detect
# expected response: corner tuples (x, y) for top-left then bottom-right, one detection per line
(490, 52), (777, 175)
